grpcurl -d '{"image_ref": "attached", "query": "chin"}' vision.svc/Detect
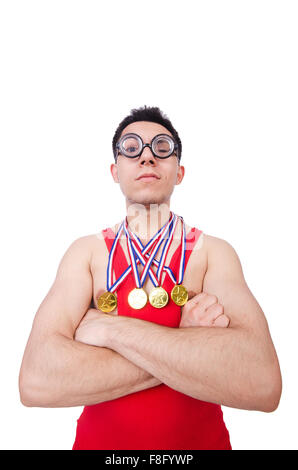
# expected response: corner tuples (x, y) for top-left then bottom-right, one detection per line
(125, 185), (174, 206)
(128, 194), (167, 206)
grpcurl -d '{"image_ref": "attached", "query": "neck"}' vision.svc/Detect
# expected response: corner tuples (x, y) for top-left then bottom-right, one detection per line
(125, 201), (172, 244)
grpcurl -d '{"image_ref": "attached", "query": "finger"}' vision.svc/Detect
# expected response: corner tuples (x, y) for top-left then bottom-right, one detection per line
(213, 314), (230, 327)
(185, 292), (218, 310)
(198, 303), (223, 326)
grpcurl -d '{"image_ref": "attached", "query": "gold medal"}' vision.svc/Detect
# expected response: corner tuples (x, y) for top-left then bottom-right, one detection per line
(171, 284), (188, 306)
(97, 291), (117, 313)
(149, 286), (169, 309)
(128, 287), (148, 309)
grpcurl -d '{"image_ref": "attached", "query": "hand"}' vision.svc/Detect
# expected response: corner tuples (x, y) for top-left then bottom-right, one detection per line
(179, 292), (230, 328)
(74, 308), (116, 347)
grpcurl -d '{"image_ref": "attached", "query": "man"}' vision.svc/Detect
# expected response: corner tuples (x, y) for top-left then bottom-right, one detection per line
(19, 106), (282, 450)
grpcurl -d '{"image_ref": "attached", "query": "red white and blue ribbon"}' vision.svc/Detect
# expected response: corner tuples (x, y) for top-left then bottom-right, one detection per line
(105, 212), (186, 293)
(155, 214), (179, 284)
(131, 215), (186, 285)
(177, 216), (187, 285)
(128, 213), (179, 287)
(124, 212), (176, 288)
(106, 221), (125, 292)
(129, 229), (176, 284)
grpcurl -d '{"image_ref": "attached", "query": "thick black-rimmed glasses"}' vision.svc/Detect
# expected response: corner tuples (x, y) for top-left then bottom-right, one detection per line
(115, 133), (179, 160)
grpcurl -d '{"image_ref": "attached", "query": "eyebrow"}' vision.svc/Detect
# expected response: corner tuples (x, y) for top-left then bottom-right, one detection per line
(122, 133), (172, 142)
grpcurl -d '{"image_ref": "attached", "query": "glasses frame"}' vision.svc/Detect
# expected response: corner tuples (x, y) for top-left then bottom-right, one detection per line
(115, 133), (179, 160)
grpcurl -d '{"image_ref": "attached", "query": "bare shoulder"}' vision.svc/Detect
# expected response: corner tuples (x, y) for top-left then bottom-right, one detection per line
(64, 234), (97, 262)
(59, 232), (108, 274)
(89, 221), (122, 243)
(77, 232), (108, 262)
(83, 222), (122, 267)
(203, 233), (238, 252)
(203, 233), (245, 281)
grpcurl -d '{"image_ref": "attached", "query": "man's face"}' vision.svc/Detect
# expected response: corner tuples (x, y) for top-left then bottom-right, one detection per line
(111, 121), (185, 206)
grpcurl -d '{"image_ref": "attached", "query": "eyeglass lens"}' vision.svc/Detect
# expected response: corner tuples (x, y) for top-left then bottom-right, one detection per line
(120, 135), (174, 158)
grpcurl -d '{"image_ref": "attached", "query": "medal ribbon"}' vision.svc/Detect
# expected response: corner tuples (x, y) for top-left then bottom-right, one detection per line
(106, 221), (125, 292)
(127, 213), (176, 284)
(133, 244), (177, 283)
(108, 239), (177, 291)
(129, 214), (185, 285)
(107, 213), (186, 292)
(155, 214), (179, 284)
(129, 213), (179, 286)
(177, 216), (187, 285)
(124, 212), (175, 288)
(127, 213), (176, 286)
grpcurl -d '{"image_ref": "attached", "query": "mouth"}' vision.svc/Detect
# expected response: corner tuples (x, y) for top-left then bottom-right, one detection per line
(136, 174), (160, 182)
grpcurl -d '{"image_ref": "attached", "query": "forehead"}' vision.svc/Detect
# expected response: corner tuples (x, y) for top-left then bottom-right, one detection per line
(120, 121), (173, 141)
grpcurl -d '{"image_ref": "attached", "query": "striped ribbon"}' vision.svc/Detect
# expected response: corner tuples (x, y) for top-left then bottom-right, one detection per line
(128, 214), (179, 287)
(131, 242), (177, 284)
(106, 212), (187, 293)
(131, 215), (186, 285)
(106, 221), (125, 292)
(124, 212), (176, 288)
(177, 216), (187, 285)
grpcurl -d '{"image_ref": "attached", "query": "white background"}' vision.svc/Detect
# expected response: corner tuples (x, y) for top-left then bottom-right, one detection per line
(1, 0), (297, 450)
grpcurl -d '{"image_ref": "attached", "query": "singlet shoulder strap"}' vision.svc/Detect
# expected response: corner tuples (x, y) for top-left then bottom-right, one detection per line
(102, 227), (129, 279)
(168, 227), (203, 274)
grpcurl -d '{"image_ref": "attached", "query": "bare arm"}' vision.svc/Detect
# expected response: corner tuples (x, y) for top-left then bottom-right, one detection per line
(99, 236), (282, 412)
(19, 236), (160, 408)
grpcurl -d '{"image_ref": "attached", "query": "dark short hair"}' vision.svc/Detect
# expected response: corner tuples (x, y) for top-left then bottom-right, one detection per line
(112, 105), (182, 162)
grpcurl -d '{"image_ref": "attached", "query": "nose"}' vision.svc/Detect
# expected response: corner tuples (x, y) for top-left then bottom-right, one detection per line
(139, 144), (156, 165)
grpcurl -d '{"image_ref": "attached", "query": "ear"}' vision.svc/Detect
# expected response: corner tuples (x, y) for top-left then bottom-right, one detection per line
(175, 164), (185, 185)
(110, 163), (119, 183)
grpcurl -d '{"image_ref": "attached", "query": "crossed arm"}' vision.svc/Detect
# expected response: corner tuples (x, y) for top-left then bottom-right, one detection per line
(19, 235), (282, 411)
(94, 293), (280, 411)
(19, 237), (163, 408)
